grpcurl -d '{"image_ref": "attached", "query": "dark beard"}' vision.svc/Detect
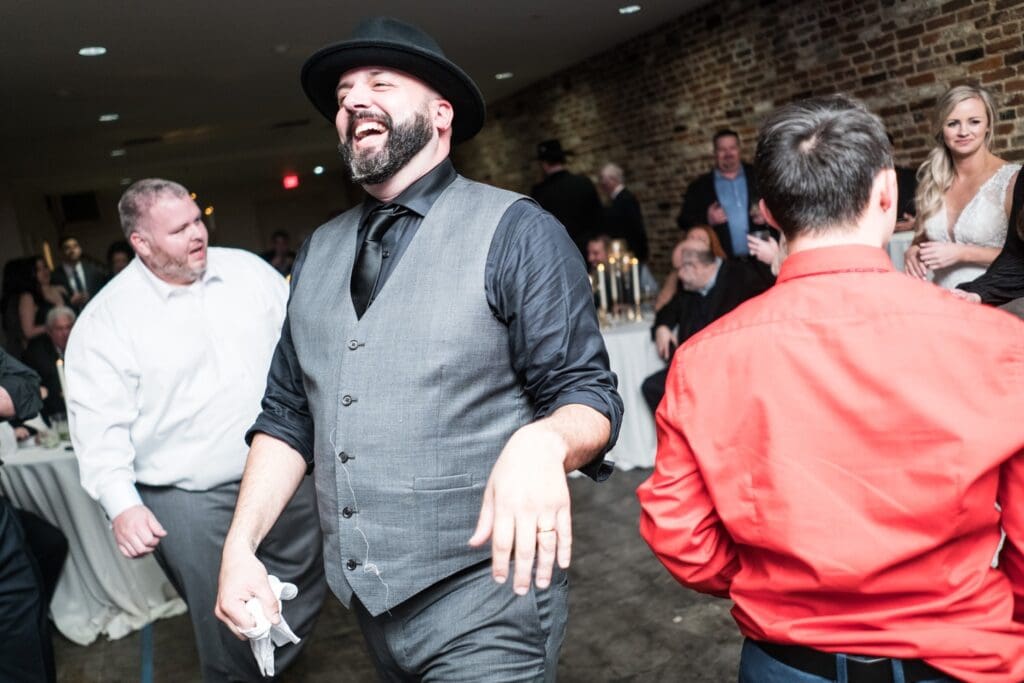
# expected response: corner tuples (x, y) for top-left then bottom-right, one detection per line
(337, 109), (433, 185)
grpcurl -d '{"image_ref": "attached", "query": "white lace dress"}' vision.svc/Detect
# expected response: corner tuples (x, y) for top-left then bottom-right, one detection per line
(921, 162), (1020, 289)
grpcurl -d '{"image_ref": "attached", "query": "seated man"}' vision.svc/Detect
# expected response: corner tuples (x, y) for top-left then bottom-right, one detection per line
(21, 306), (74, 422)
(640, 237), (773, 412)
(639, 94), (1024, 682)
(0, 349), (62, 683)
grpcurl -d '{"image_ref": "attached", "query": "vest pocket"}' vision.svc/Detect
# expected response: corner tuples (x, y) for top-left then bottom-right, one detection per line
(413, 473), (473, 490)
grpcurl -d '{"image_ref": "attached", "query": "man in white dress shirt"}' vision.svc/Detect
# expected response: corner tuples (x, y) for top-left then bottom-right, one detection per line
(65, 178), (326, 682)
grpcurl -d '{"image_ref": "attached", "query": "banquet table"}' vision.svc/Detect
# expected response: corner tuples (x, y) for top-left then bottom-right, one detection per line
(601, 318), (664, 470)
(887, 230), (914, 272)
(0, 444), (185, 645)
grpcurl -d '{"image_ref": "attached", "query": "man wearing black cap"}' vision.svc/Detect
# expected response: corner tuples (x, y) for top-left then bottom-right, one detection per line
(530, 139), (603, 259)
(217, 17), (622, 681)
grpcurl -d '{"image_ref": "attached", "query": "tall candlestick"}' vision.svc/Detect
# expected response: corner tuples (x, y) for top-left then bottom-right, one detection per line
(631, 258), (642, 306)
(596, 264), (608, 313)
(56, 358), (68, 402)
(608, 258), (618, 305)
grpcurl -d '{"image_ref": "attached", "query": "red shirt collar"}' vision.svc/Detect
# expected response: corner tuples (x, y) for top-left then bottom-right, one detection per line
(777, 244), (894, 284)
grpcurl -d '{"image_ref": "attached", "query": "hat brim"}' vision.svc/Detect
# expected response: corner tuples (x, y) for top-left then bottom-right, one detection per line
(301, 41), (485, 145)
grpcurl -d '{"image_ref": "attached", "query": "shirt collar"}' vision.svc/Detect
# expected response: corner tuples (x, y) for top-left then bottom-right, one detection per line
(777, 245), (894, 284)
(360, 158), (458, 221)
(698, 258), (723, 296)
(713, 165), (745, 182)
(135, 250), (223, 300)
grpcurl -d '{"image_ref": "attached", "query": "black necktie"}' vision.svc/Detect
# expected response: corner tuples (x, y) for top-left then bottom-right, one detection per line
(351, 204), (407, 318)
(72, 267), (85, 294)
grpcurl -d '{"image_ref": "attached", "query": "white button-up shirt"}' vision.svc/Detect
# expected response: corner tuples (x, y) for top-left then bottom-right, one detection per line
(65, 248), (288, 519)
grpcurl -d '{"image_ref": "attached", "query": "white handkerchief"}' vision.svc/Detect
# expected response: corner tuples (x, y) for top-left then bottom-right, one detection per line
(239, 575), (301, 677)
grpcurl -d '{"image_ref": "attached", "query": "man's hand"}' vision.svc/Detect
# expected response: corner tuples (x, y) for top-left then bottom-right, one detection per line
(918, 241), (963, 271)
(469, 424), (571, 596)
(706, 202), (727, 226)
(215, 540), (278, 640)
(747, 234), (779, 267)
(903, 244), (929, 279)
(69, 291), (88, 307)
(112, 504), (167, 558)
(950, 289), (982, 304)
(654, 325), (678, 361)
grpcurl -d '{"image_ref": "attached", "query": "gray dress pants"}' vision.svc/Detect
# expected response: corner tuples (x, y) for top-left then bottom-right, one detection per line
(139, 476), (326, 682)
(352, 559), (569, 682)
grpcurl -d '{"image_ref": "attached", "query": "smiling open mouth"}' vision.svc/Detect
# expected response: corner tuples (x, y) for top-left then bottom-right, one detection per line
(353, 120), (388, 141)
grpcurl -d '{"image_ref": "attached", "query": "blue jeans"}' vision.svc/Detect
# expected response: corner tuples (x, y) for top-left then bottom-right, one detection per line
(738, 640), (956, 683)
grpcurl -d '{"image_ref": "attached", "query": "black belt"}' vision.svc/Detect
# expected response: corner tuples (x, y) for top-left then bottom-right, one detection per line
(753, 641), (952, 683)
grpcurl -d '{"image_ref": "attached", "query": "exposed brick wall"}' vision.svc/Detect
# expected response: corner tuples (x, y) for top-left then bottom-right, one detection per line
(454, 0), (1024, 277)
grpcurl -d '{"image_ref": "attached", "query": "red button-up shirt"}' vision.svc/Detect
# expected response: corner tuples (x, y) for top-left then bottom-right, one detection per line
(638, 245), (1024, 683)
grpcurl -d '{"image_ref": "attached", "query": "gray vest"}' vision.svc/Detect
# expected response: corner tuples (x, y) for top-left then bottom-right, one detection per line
(289, 176), (533, 615)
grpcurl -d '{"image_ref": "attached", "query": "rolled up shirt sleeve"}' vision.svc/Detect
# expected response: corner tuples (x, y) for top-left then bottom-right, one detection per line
(246, 242), (316, 470)
(486, 199), (623, 480)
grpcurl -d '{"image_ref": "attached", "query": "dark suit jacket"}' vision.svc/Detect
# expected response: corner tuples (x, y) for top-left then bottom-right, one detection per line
(676, 162), (763, 257)
(960, 170), (1024, 305)
(21, 336), (63, 419)
(654, 259), (774, 347)
(51, 261), (106, 300)
(602, 188), (649, 262)
(531, 170), (603, 257)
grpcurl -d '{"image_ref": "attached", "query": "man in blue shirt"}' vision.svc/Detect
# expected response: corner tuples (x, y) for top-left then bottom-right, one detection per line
(677, 129), (769, 257)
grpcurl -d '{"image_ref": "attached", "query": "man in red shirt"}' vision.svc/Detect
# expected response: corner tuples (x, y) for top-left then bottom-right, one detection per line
(638, 95), (1024, 683)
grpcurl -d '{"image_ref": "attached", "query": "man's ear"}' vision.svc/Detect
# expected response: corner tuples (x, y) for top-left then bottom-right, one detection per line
(759, 199), (782, 230)
(877, 168), (898, 215)
(129, 231), (150, 259)
(433, 98), (454, 135)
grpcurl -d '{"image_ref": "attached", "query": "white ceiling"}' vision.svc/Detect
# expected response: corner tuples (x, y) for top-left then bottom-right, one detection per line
(0, 0), (707, 195)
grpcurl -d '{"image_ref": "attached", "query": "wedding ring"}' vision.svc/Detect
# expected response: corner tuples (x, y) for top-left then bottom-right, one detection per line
(537, 527), (556, 534)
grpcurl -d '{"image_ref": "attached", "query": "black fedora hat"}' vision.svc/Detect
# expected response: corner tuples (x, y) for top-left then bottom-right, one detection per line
(537, 139), (571, 163)
(301, 17), (485, 145)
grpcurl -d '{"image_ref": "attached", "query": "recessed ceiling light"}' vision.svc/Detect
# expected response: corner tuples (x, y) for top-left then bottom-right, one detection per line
(618, 4), (642, 14)
(313, 165), (325, 175)
(495, 72), (514, 80)
(98, 113), (119, 123)
(78, 46), (107, 57)
(110, 149), (126, 157)
(204, 206), (214, 216)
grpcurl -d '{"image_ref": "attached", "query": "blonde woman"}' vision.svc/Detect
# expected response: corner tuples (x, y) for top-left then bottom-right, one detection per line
(905, 84), (1019, 288)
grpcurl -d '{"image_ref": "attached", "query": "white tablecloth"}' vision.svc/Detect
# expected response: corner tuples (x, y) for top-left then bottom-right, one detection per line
(0, 445), (186, 645)
(887, 231), (914, 272)
(601, 320), (664, 470)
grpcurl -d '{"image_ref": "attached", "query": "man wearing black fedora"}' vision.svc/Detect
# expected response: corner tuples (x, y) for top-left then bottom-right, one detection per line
(216, 16), (622, 681)
(531, 139), (603, 259)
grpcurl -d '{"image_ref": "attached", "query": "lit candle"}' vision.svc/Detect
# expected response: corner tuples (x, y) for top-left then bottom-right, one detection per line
(596, 264), (608, 312)
(56, 358), (67, 402)
(42, 241), (55, 272)
(632, 258), (642, 306)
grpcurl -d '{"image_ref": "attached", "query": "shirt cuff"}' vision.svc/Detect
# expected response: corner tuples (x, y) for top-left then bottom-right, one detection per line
(246, 414), (314, 473)
(99, 481), (144, 521)
(540, 392), (622, 482)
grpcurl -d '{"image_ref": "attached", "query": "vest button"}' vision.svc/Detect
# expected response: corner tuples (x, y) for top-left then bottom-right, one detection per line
(342, 506), (355, 518)
(347, 340), (359, 350)
(341, 395), (353, 406)
(345, 559), (358, 571)
(338, 451), (350, 463)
